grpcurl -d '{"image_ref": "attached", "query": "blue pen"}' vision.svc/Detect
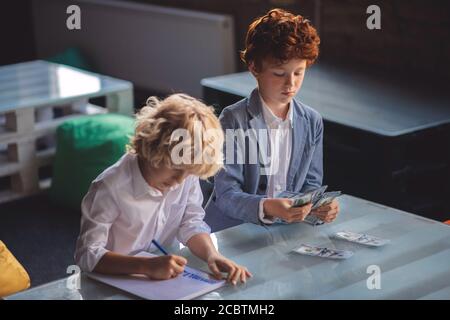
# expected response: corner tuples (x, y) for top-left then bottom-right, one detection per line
(151, 239), (169, 255)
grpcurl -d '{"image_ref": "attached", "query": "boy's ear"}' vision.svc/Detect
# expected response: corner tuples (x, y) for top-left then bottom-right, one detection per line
(248, 62), (258, 77)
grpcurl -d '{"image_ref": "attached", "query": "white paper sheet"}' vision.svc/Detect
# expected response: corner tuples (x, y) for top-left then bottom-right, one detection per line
(87, 252), (225, 300)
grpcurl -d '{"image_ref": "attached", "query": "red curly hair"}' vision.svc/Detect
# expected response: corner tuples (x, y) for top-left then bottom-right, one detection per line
(240, 8), (320, 71)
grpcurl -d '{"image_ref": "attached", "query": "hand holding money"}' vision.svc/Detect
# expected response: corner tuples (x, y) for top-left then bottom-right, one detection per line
(311, 198), (340, 223)
(275, 186), (342, 226)
(263, 198), (312, 223)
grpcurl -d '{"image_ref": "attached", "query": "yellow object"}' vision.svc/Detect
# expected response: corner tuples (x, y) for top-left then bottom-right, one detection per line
(0, 241), (30, 297)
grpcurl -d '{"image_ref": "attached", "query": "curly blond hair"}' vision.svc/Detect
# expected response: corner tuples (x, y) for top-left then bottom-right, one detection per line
(128, 94), (224, 179)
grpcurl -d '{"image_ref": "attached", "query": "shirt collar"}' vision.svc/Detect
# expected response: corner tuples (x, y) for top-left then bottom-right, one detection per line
(259, 93), (294, 128)
(130, 154), (164, 199)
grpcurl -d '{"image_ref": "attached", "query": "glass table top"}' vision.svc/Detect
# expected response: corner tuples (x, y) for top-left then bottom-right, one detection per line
(5, 195), (450, 300)
(0, 60), (132, 112)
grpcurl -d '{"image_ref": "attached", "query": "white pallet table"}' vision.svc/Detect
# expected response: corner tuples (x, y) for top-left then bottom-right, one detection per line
(0, 60), (134, 203)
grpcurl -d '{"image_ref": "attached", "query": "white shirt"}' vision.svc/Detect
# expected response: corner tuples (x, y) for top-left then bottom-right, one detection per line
(74, 153), (210, 272)
(258, 95), (293, 224)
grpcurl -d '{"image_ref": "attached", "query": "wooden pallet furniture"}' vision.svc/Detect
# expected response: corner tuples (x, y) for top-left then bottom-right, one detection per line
(0, 60), (134, 203)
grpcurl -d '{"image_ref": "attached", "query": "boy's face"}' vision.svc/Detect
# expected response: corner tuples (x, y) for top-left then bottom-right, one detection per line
(249, 58), (307, 109)
(142, 163), (189, 192)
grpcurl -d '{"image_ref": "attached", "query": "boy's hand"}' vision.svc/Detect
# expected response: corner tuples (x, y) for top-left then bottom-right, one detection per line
(263, 198), (312, 223)
(311, 199), (340, 223)
(207, 253), (252, 286)
(142, 255), (187, 280)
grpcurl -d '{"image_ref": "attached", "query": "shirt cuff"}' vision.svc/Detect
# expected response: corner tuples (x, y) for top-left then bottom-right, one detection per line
(258, 198), (275, 225)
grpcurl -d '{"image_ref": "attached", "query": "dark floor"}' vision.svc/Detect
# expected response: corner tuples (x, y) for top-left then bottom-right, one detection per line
(0, 193), (81, 287)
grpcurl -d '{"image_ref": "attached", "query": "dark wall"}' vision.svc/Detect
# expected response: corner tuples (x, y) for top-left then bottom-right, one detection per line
(319, 0), (450, 81)
(133, 0), (317, 71)
(134, 0), (450, 81)
(0, 0), (36, 66)
(3, 0), (449, 81)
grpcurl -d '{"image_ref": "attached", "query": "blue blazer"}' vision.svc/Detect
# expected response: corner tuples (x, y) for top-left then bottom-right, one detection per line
(204, 88), (324, 232)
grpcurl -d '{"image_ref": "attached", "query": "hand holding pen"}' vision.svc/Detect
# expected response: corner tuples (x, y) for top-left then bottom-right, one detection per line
(140, 239), (187, 280)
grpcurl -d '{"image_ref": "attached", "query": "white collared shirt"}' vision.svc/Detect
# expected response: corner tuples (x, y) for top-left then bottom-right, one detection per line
(74, 153), (210, 272)
(258, 94), (293, 224)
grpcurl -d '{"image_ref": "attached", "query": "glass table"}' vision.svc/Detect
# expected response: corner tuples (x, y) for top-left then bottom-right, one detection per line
(0, 60), (133, 115)
(6, 195), (450, 300)
(201, 66), (450, 137)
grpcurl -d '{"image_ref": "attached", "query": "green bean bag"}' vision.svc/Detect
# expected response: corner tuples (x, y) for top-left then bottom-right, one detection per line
(46, 47), (92, 71)
(50, 113), (134, 209)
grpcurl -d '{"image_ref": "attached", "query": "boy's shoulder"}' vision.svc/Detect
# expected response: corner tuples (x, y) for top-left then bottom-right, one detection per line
(220, 97), (249, 120)
(293, 98), (322, 124)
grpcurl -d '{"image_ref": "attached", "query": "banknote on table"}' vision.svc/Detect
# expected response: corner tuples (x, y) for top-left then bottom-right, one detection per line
(334, 231), (390, 247)
(292, 244), (353, 259)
